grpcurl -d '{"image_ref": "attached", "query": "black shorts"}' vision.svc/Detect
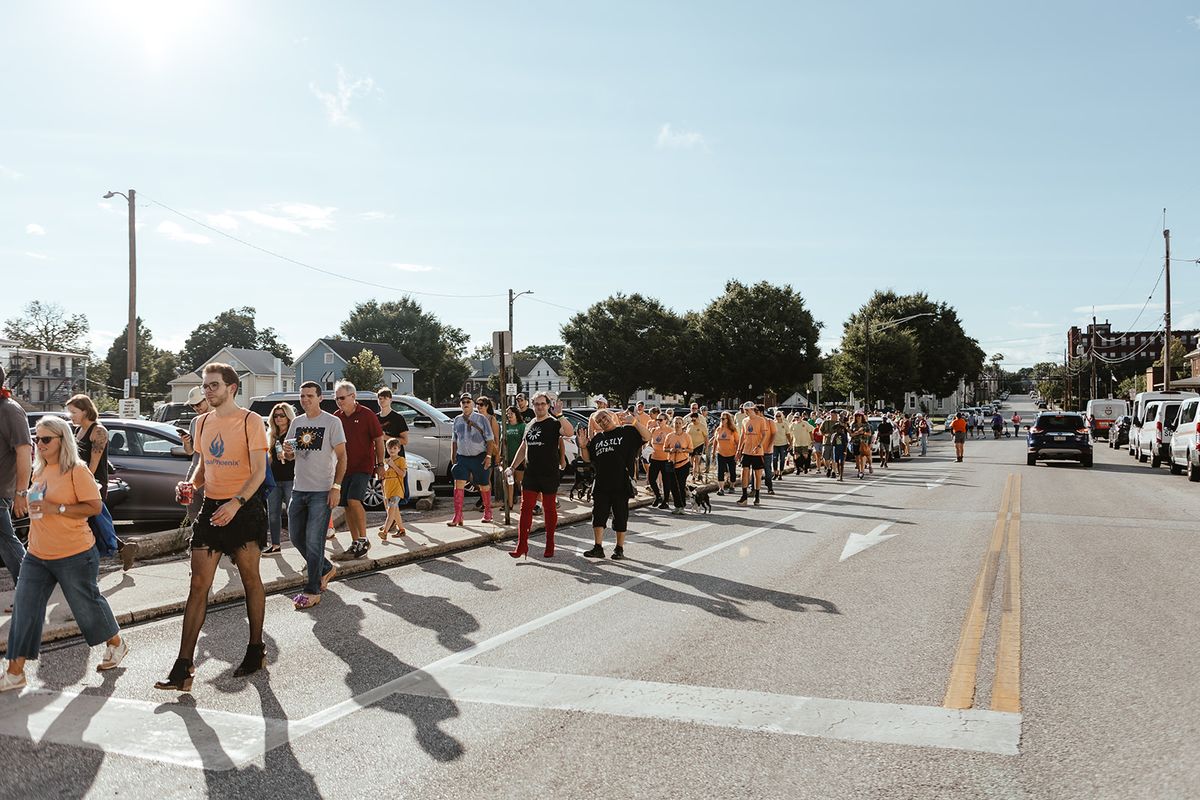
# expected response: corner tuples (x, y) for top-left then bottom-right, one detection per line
(691, 445), (704, 456)
(591, 490), (630, 532)
(741, 454), (765, 469)
(192, 496), (267, 557)
(522, 471), (560, 495)
(339, 471), (372, 507)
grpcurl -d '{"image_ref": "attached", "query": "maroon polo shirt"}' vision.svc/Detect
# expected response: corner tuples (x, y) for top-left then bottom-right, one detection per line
(336, 404), (383, 475)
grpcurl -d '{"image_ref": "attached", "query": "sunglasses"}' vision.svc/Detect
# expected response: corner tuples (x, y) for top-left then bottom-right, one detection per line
(272, 413), (289, 419)
(335, 395), (352, 401)
(34, 435), (61, 444)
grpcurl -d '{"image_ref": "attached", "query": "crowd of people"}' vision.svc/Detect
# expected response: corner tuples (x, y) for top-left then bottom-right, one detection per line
(0, 359), (950, 693)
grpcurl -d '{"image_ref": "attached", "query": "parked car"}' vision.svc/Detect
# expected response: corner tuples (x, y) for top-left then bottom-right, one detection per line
(249, 391), (455, 484)
(1135, 398), (1187, 468)
(1130, 390), (1197, 459)
(1108, 416), (1131, 449)
(1027, 411), (1092, 467)
(1085, 398), (1129, 441)
(150, 402), (200, 429)
(867, 416), (902, 461)
(95, 419), (194, 523)
(1167, 397), (1200, 481)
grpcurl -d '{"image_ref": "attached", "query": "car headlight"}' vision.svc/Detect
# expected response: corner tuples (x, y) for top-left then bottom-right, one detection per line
(407, 453), (432, 469)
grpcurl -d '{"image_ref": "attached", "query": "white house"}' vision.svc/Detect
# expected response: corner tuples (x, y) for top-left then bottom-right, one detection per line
(169, 348), (294, 403)
(0, 337), (88, 411)
(519, 357), (587, 407)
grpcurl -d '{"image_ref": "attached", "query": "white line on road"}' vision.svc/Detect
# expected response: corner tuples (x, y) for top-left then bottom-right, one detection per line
(401, 664), (1022, 756)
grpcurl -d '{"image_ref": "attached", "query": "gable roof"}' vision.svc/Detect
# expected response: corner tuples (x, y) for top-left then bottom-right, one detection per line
(468, 358), (499, 379)
(319, 338), (416, 370)
(221, 348), (294, 376)
(512, 357), (538, 378)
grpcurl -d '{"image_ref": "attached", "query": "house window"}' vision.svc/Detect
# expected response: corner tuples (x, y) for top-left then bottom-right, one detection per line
(936, 398), (945, 410)
(324, 352), (334, 364)
(325, 381), (334, 391)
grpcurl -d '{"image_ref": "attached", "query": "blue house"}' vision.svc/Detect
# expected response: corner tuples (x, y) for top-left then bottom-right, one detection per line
(293, 338), (418, 395)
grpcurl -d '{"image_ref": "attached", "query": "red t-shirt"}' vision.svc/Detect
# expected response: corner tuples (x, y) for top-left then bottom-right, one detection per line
(336, 404), (383, 474)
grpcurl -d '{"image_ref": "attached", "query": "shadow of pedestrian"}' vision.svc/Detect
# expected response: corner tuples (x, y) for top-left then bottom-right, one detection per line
(416, 555), (500, 592)
(311, 591), (465, 762)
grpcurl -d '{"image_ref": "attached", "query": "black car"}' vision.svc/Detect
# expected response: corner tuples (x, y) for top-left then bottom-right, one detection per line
(1108, 415), (1131, 448)
(1027, 412), (1092, 467)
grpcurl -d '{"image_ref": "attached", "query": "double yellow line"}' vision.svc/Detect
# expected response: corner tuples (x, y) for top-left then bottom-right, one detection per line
(943, 473), (1023, 713)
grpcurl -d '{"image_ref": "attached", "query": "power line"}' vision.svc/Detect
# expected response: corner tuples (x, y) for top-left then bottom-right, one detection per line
(527, 296), (582, 314)
(1090, 264), (1166, 346)
(146, 197), (508, 300)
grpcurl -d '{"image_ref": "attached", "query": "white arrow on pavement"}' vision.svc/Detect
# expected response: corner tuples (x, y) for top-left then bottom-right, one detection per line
(839, 523), (898, 562)
(926, 476), (948, 490)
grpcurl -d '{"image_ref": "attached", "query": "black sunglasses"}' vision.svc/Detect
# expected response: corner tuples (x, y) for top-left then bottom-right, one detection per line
(34, 435), (61, 444)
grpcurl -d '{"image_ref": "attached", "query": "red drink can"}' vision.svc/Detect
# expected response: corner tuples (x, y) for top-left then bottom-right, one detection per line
(177, 481), (195, 506)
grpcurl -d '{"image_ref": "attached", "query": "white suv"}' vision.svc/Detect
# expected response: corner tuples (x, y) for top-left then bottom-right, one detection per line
(1136, 399), (1187, 468)
(1167, 397), (1200, 481)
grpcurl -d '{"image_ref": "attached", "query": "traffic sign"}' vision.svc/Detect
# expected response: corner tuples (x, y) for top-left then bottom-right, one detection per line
(130, 371), (139, 387)
(506, 383), (518, 395)
(118, 399), (139, 419)
(123, 379), (131, 398)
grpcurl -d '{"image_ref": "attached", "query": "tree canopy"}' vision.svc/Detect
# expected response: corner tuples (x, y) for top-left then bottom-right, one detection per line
(3, 301), (90, 353)
(340, 298), (469, 403)
(342, 348), (384, 391)
(180, 306), (291, 371)
(105, 318), (179, 410)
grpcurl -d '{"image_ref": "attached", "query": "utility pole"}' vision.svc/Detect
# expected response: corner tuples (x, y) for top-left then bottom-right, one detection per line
(1090, 314), (1097, 401)
(1163, 218), (1172, 391)
(127, 188), (137, 403)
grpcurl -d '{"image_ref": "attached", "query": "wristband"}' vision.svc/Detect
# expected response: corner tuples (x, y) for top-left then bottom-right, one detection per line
(332, 483), (342, 490)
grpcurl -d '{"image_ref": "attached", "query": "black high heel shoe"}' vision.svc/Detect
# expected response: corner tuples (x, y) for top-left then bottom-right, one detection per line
(233, 643), (267, 677)
(154, 658), (194, 692)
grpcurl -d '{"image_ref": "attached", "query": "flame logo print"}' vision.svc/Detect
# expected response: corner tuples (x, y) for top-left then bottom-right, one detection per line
(209, 433), (225, 459)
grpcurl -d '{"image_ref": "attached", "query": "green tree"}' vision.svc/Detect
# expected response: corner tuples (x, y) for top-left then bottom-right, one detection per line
(105, 318), (173, 410)
(515, 344), (565, 366)
(693, 281), (822, 400)
(561, 294), (686, 402)
(343, 348), (385, 391)
(1152, 337), (1188, 372)
(340, 298), (469, 403)
(3, 301), (90, 353)
(829, 326), (919, 408)
(179, 306), (291, 371)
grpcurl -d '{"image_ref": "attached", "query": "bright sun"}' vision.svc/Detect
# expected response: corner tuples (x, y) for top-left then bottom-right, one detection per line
(102, 0), (217, 60)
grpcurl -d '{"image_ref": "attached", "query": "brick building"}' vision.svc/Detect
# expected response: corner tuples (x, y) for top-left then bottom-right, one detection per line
(1066, 321), (1200, 376)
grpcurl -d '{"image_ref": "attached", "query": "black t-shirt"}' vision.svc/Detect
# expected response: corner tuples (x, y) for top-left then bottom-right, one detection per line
(523, 417), (561, 479)
(876, 420), (894, 440)
(519, 407), (535, 423)
(587, 425), (642, 493)
(378, 410), (409, 455)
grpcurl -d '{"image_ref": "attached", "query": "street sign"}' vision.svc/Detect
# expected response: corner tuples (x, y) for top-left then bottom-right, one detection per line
(492, 330), (512, 367)
(811, 373), (823, 392)
(123, 379), (131, 398)
(118, 399), (139, 419)
(506, 383), (517, 396)
(130, 371), (139, 387)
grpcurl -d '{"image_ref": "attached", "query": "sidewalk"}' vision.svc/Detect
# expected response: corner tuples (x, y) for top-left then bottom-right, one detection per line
(0, 479), (717, 653)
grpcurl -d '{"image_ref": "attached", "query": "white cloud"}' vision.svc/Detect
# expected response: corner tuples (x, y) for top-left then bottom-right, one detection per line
(0, 164), (21, 180)
(228, 203), (337, 235)
(25, 223), (45, 236)
(1010, 321), (1059, 329)
(206, 213), (239, 232)
(25, 251), (48, 260)
(310, 65), (378, 129)
(1072, 303), (1146, 313)
(392, 263), (435, 273)
(656, 123), (707, 150)
(360, 210), (392, 221)
(156, 220), (211, 245)
(273, 203), (336, 230)
(1189, 15), (1200, 29)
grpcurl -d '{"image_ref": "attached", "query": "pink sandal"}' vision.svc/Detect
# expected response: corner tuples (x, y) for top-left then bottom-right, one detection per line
(292, 593), (321, 610)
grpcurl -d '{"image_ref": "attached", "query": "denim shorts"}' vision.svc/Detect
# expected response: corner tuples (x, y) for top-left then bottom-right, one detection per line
(339, 471), (371, 507)
(452, 453), (490, 486)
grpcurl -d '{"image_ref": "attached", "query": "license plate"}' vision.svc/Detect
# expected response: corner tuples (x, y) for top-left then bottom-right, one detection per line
(1054, 436), (1066, 441)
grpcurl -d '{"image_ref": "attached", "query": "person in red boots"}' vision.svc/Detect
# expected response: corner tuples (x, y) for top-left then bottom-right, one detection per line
(504, 391), (573, 558)
(447, 394), (496, 527)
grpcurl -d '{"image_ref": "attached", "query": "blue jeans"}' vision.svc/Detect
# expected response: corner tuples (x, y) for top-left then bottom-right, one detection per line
(919, 435), (928, 456)
(8, 546), (119, 659)
(289, 490), (333, 595)
(266, 481), (293, 546)
(0, 498), (26, 582)
(773, 445), (789, 474)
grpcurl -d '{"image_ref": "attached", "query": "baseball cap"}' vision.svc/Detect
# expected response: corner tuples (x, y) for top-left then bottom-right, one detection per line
(594, 395), (608, 404)
(458, 393), (473, 402)
(741, 401), (755, 410)
(186, 386), (204, 405)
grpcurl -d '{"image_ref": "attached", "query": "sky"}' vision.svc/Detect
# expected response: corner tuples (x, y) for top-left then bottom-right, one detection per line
(3, 1), (1200, 373)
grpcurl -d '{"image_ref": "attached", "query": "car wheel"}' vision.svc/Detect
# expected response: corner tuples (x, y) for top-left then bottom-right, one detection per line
(1026, 454), (1037, 466)
(1081, 455), (1093, 468)
(1189, 456), (1200, 483)
(1170, 457), (1184, 476)
(362, 476), (385, 510)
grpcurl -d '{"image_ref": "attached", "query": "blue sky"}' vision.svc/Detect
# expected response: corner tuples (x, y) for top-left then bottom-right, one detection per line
(3, 1), (1200, 371)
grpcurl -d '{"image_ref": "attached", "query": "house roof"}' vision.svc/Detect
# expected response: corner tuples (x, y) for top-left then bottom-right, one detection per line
(319, 339), (416, 370)
(167, 347), (293, 385)
(512, 357), (538, 378)
(468, 358), (499, 379)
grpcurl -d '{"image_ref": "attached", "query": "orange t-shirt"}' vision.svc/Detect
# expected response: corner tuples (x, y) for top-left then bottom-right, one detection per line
(29, 463), (101, 560)
(713, 428), (739, 457)
(950, 417), (968, 434)
(197, 409), (269, 500)
(667, 431), (691, 466)
(649, 426), (671, 461)
(741, 417), (768, 456)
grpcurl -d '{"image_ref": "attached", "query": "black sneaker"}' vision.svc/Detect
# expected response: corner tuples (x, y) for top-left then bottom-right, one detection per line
(610, 546), (626, 561)
(767, 489), (775, 495)
(532, 505), (542, 516)
(350, 539), (370, 559)
(583, 545), (605, 558)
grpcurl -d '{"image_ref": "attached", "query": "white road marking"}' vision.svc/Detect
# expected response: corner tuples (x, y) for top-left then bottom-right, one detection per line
(0, 688), (285, 770)
(631, 522), (712, 542)
(839, 523), (899, 562)
(926, 476), (948, 490)
(401, 664), (1022, 756)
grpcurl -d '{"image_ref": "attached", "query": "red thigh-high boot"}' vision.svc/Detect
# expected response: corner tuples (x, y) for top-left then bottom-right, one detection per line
(448, 488), (465, 526)
(543, 492), (558, 557)
(511, 490), (535, 558)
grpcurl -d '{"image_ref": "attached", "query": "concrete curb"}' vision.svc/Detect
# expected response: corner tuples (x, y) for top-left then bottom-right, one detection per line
(17, 483), (716, 651)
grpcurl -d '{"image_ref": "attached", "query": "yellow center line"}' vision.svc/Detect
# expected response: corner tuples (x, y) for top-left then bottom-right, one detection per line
(991, 473), (1022, 712)
(943, 473), (1013, 710)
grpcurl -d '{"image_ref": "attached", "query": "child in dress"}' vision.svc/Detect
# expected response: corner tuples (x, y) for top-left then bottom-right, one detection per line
(379, 437), (407, 539)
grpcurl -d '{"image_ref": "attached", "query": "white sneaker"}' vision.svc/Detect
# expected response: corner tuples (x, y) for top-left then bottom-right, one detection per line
(0, 670), (26, 692)
(97, 638), (129, 672)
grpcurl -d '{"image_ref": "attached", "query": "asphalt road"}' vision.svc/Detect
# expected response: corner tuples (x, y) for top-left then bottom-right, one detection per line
(1, 395), (1197, 799)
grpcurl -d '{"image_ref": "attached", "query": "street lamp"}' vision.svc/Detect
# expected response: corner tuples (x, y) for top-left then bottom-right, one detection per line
(864, 312), (934, 411)
(103, 189), (137, 406)
(507, 289), (533, 389)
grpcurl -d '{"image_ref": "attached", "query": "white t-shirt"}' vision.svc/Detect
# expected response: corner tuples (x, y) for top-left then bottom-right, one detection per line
(287, 411), (348, 492)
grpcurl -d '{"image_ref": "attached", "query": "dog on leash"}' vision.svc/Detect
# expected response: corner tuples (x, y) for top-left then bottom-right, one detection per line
(569, 460), (594, 502)
(690, 486), (712, 514)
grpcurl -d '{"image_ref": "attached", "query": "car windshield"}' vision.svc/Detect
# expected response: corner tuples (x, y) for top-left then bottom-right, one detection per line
(1038, 415), (1084, 432)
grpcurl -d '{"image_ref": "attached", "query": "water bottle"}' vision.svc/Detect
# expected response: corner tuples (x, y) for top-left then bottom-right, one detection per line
(28, 482), (45, 520)
(505, 468), (514, 487)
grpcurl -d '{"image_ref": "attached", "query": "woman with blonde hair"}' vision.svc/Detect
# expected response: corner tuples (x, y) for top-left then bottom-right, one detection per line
(2, 417), (127, 691)
(264, 402), (295, 554)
